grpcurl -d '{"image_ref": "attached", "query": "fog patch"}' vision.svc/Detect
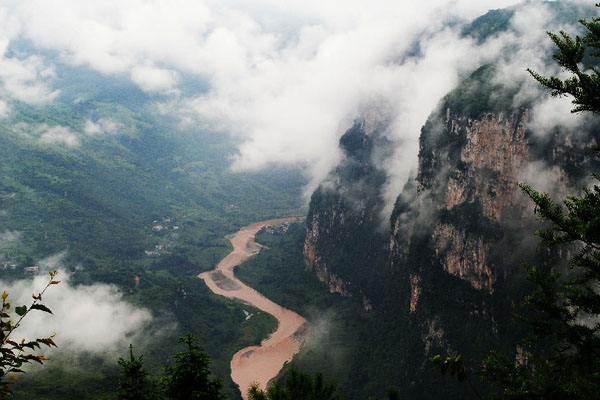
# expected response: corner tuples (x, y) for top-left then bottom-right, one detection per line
(0, 230), (21, 249)
(0, 8), (58, 104)
(13, 122), (80, 148)
(530, 96), (587, 136)
(519, 160), (569, 197)
(299, 309), (350, 372)
(130, 64), (179, 94)
(0, 99), (10, 117)
(38, 125), (80, 148)
(1, 268), (156, 359)
(84, 118), (121, 136)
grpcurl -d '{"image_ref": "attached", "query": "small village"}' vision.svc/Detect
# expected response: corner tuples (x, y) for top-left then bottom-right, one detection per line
(145, 216), (179, 257)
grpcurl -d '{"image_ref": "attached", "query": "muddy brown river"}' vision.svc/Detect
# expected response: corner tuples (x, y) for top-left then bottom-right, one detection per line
(198, 217), (306, 399)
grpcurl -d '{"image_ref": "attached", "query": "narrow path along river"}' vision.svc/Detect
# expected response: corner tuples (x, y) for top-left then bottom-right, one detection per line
(198, 217), (307, 399)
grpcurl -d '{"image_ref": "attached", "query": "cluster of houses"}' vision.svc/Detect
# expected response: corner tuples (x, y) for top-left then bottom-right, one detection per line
(0, 260), (38, 274)
(0, 261), (17, 270)
(261, 222), (291, 235)
(151, 217), (179, 233)
(144, 244), (169, 257)
(146, 217), (179, 257)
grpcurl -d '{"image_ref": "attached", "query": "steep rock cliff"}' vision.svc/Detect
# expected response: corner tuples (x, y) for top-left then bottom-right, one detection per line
(383, 66), (600, 399)
(303, 65), (599, 399)
(304, 121), (389, 304)
(300, 5), (600, 399)
(416, 107), (530, 292)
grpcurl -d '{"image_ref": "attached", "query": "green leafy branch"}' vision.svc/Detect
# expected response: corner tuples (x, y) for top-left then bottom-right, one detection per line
(0, 271), (60, 397)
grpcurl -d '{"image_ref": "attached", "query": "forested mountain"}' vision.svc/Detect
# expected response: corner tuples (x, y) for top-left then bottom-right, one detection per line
(0, 66), (304, 399)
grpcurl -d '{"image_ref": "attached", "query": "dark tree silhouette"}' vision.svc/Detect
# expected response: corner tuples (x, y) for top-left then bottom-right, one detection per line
(161, 334), (225, 400)
(247, 369), (341, 400)
(117, 344), (155, 400)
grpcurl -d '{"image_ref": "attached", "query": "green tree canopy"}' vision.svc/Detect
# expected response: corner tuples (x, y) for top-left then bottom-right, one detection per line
(117, 344), (155, 400)
(247, 369), (341, 400)
(161, 334), (225, 400)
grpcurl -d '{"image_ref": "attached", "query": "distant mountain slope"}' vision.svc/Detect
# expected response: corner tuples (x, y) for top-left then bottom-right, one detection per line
(0, 67), (304, 399)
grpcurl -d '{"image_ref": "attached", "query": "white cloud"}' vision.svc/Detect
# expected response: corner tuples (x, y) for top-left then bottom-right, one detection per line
(518, 160), (567, 196)
(13, 122), (81, 148)
(84, 118), (121, 136)
(130, 65), (179, 93)
(38, 125), (80, 148)
(0, 1), (523, 194)
(0, 99), (10, 117)
(530, 95), (586, 135)
(0, 8), (57, 104)
(0, 53), (58, 104)
(0, 230), (21, 249)
(1, 269), (153, 355)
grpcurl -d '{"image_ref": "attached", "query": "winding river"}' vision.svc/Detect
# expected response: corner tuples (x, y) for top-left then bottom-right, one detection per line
(198, 217), (306, 399)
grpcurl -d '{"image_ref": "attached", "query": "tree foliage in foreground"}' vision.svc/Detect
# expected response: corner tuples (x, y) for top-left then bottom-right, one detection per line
(527, 7), (600, 114)
(247, 368), (401, 400)
(117, 344), (155, 400)
(117, 334), (226, 400)
(247, 369), (341, 400)
(0, 272), (59, 397)
(248, 369), (341, 400)
(160, 334), (225, 400)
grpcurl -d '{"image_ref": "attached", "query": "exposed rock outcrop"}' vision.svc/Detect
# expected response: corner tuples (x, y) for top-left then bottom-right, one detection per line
(303, 120), (389, 303)
(422, 110), (530, 291)
(432, 223), (494, 291)
(301, 7), (600, 400)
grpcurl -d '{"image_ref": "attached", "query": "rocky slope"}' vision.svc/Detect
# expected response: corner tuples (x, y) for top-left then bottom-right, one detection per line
(300, 3), (600, 397)
(302, 63), (600, 398)
(304, 121), (389, 305)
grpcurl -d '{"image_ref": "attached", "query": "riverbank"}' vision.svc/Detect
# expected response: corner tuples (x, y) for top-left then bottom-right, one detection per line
(198, 217), (306, 399)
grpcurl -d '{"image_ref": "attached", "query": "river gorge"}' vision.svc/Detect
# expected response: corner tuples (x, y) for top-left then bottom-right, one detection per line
(199, 217), (306, 399)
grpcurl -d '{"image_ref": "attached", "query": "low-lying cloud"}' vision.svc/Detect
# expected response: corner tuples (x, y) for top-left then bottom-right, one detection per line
(131, 64), (179, 94)
(0, 8), (57, 104)
(38, 125), (80, 147)
(1, 269), (153, 356)
(14, 122), (80, 148)
(0, 230), (21, 249)
(530, 96), (587, 136)
(84, 118), (121, 136)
